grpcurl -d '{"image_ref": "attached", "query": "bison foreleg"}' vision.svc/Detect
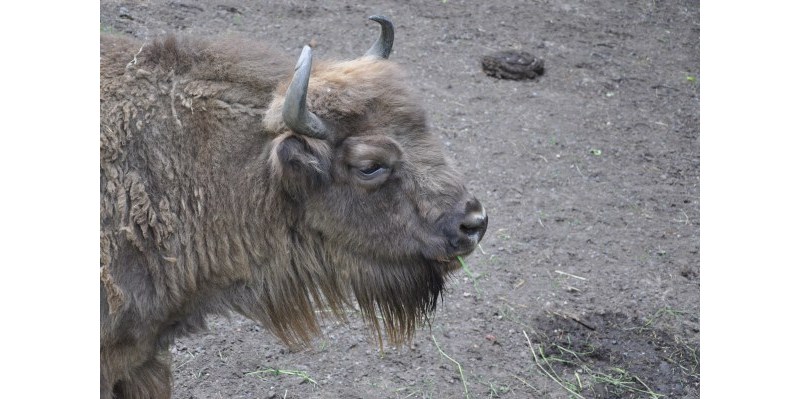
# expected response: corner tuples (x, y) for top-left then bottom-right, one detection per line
(111, 350), (172, 399)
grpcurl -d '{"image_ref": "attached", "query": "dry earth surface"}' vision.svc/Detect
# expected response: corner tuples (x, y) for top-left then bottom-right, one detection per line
(100, 1), (700, 398)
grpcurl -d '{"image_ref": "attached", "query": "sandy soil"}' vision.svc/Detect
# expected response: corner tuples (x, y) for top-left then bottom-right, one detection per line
(100, 1), (700, 397)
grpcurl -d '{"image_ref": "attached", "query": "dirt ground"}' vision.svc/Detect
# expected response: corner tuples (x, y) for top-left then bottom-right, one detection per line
(100, 1), (699, 397)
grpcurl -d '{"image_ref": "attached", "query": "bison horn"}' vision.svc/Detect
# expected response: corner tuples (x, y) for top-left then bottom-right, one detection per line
(282, 45), (329, 140)
(364, 15), (394, 59)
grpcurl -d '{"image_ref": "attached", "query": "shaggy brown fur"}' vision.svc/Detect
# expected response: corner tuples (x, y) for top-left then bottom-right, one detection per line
(101, 31), (486, 399)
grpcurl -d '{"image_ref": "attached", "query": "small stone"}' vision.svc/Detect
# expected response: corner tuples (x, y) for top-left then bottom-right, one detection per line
(119, 7), (134, 21)
(481, 50), (545, 80)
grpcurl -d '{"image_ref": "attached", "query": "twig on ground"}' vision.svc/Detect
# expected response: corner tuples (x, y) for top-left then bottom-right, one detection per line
(554, 270), (586, 280)
(245, 368), (317, 385)
(633, 375), (661, 399)
(127, 43), (145, 69)
(575, 164), (586, 178)
(432, 334), (470, 399)
(548, 310), (597, 331)
(512, 375), (540, 394)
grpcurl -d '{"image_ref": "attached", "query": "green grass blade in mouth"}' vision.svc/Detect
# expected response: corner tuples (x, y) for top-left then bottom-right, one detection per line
(457, 256), (474, 278)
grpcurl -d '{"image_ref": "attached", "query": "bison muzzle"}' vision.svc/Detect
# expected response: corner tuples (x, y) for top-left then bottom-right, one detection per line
(100, 16), (487, 398)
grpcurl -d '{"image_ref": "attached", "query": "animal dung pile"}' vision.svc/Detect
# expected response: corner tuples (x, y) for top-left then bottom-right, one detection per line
(481, 50), (545, 80)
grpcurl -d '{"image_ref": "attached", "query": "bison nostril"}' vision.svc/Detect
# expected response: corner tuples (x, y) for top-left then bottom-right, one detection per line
(460, 210), (488, 239)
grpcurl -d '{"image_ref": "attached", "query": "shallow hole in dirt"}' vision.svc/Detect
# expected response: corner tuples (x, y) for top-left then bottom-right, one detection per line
(530, 312), (699, 398)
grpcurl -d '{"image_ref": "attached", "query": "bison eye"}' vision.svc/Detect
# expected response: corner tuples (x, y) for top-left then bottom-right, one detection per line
(357, 163), (387, 179)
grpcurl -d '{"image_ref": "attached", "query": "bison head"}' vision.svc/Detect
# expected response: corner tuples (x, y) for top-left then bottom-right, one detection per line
(256, 16), (487, 346)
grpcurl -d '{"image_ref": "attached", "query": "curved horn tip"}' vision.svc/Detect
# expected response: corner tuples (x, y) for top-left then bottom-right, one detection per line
(368, 15), (391, 24)
(295, 45), (313, 69)
(365, 15), (394, 59)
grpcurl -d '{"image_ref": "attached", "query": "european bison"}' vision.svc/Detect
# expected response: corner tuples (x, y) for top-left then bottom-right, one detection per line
(100, 16), (487, 398)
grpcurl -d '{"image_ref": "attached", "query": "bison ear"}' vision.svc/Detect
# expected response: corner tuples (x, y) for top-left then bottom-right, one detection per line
(273, 136), (331, 195)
